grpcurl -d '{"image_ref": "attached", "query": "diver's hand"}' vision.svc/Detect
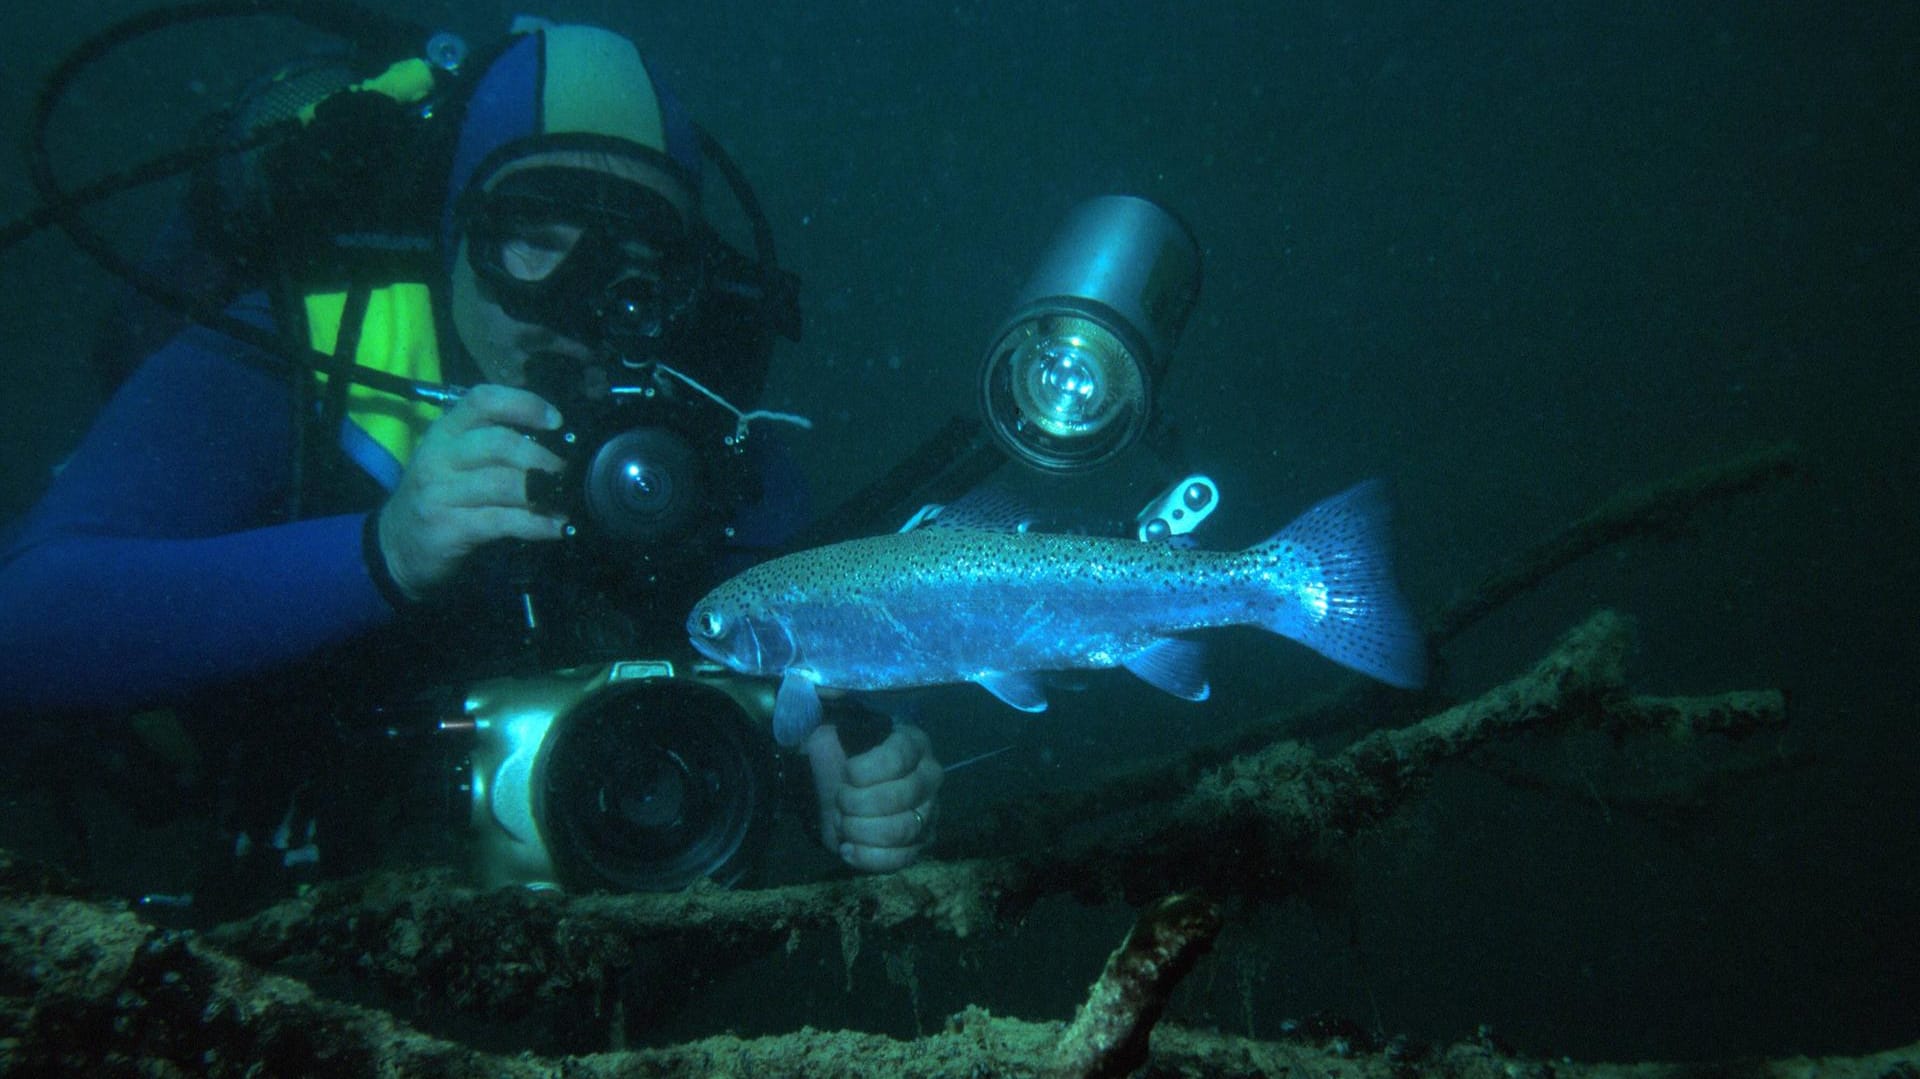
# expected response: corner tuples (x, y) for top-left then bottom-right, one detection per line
(804, 723), (943, 873)
(375, 384), (569, 600)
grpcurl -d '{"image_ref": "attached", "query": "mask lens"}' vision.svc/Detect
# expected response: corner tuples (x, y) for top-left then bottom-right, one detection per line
(493, 221), (583, 283)
(461, 166), (700, 346)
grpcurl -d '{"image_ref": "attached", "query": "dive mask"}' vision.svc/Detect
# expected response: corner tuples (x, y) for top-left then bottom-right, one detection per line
(459, 165), (706, 357)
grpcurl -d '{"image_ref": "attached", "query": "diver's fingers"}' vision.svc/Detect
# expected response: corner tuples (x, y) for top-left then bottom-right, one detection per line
(837, 771), (928, 820)
(441, 384), (561, 436)
(375, 498), (565, 599)
(433, 465), (545, 509)
(838, 802), (935, 850)
(838, 839), (925, 874)
(444, 424), (568, 475)
(451, 505), (569, 545)
(843, 725), (942, 790)
(477, 506), (569, 543)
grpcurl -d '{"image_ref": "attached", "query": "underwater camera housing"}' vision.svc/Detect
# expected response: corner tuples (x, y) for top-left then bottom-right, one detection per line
(460, 659), (777, 892)
(520, 356), (756, 575)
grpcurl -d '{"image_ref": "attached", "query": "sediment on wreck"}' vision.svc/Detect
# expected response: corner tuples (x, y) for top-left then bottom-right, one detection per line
(3, 885), (1915, 1078)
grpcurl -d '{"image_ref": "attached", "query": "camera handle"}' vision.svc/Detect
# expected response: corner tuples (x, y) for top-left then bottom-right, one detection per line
(827, 699), (893, 758)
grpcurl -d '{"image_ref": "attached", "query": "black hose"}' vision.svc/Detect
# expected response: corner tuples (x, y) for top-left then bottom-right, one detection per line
(0, 135), (263, 254)
(4, 0), (429, 255)
(17, 0), (446, 401)
(695, 125), (779, 269)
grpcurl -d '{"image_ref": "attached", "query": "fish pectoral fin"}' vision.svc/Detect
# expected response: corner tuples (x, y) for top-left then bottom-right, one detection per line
(773, 672), (825, 748)
(975, 671), (1049, 713)
(1122, 637), (1211, 701)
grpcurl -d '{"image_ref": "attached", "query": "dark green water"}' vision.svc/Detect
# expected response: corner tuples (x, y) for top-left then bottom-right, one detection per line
(2, 1), (1914, 1064)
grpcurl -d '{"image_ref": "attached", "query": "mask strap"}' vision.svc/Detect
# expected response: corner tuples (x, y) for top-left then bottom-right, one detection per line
(643, 361), (813, 442)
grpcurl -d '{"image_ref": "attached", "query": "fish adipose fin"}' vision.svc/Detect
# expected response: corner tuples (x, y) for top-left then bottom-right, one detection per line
(774, 672), (825, 747)
(1249, 480), (1429, 690)
(1122, 637), (1211, 700)
(975, 671), (1049, 712)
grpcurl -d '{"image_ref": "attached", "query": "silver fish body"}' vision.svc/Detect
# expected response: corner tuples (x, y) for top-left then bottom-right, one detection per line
(688, 481), (1426, 746)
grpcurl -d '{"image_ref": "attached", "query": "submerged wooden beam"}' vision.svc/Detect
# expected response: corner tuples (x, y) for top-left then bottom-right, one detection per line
(1, 885), (1911, 1078)
(1428, 441), (1801, 645)
(194, 610), (1784, 1028)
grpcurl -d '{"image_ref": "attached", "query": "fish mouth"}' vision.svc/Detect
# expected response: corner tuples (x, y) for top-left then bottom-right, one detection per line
(687, 632), (732, 669)
(686, 617), (797, 676)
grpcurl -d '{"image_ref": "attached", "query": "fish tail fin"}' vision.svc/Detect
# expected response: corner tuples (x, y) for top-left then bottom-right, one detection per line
(1243, 480), (1428, 689)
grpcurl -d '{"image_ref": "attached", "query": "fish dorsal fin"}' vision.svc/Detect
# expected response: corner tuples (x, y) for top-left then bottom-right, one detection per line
(774, 672), (824, 747)
(1122, 637), (1211, 701)
(975, 671), (1049, 712)
(917, 485), (1042, 534)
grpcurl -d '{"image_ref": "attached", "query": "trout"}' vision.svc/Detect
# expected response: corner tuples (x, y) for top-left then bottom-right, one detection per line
(688, 480), (1426, 746)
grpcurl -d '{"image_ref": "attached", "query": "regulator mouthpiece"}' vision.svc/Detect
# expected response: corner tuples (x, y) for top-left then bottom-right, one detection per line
(979, 195), (1201, 471)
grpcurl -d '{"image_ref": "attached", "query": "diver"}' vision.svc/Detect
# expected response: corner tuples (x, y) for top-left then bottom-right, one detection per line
(0, 19), (942, 903)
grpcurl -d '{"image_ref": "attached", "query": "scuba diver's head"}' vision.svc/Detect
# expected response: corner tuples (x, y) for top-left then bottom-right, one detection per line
(445, 22), (708, 387)
(439, 22), (807, 580)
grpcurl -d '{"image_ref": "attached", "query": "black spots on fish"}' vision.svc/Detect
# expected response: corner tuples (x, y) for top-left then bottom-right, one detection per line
(1303, 592), (1429, 689)
(1254, 481), (1392, 570)
(1242, 481), (1426, 689)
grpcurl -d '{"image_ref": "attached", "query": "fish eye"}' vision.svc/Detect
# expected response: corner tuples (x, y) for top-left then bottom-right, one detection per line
(695, 609), (725, 638)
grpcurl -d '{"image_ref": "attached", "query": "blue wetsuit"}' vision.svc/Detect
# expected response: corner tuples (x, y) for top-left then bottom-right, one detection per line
(0, 298), (806, 717)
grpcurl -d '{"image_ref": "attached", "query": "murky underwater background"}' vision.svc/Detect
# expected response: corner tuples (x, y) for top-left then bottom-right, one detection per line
(2, 0), (1915, 1063)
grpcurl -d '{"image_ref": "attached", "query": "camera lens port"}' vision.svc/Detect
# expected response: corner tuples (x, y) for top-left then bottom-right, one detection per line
(537, 678), (773, 891)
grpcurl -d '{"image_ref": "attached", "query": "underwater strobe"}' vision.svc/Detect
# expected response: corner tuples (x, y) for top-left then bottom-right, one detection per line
(979, 195), (1202, 471)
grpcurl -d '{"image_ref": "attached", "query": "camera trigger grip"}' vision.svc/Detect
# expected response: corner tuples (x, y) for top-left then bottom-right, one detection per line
(830, 703), (893, 758)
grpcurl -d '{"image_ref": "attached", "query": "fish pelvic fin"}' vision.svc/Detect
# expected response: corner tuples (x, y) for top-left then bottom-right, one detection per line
(1245, 480), (1429, 689)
